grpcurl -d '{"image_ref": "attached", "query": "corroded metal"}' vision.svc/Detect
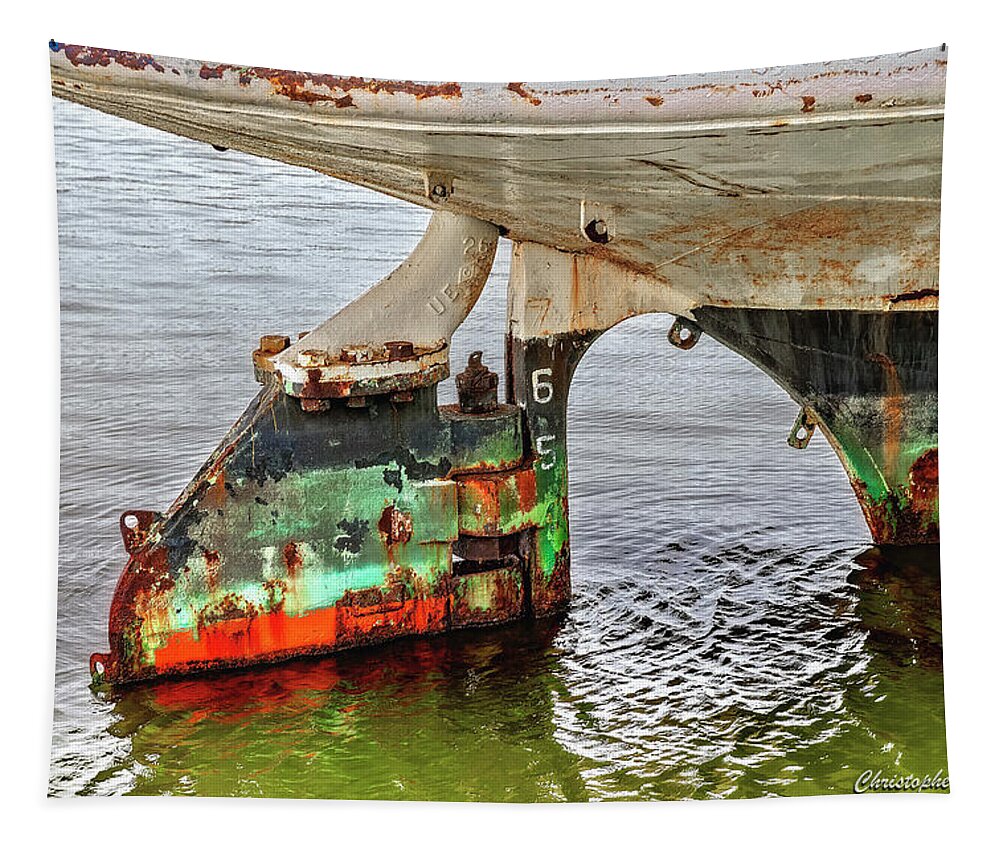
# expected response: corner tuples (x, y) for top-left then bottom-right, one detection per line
(50, 41), (945, 312)
(456, 352), (499, 414)
(89, 380), (544, 684)
(788, 408), (817, 449)
(667, 317), (702, 350)
(50, 41), (944, 684)
(253, 211), (497, 399)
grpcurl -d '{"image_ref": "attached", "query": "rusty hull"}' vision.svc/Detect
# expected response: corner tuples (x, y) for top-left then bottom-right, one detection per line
(50, 42), (944, 313)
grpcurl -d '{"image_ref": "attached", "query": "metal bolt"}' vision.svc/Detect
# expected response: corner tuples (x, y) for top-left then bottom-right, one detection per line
(297, 349), (330, 368)
(456, 351), (499, 414)
(258, 335), (290, 355)
(385, 340), (415, 360)
(339, 345), (372, 364)
(431, 183), (449, 201)
(300, 398), (331, 413)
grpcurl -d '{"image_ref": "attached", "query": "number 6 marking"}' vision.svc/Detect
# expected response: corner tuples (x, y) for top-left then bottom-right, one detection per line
(536, 435), (556, 470)
(531, 368), (554, 404)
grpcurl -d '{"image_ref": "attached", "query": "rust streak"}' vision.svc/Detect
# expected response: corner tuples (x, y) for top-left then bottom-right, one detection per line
(378, 505), (413, 546)
(57, 43), (165, 73)
(203, 549), (221, 592)
(195, 64), (460, 103)
(199, 64), (226, 80)
(909, 448), (939, 514)
(507, 82), (542, 106)
(282, 542), (303, 578)
(867, 352), (903, 477)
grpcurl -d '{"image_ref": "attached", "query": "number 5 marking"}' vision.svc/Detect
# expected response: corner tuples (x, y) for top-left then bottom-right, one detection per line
(531, 368), (554, 404)
(536, 435), (556, 470)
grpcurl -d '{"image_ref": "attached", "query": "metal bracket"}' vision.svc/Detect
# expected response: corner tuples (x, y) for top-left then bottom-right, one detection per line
(580, 199), (615, 244)
(258, 212), (498, 400)
(424, 172), (454, 204)
(787, 407), (816, 449)
(668, 317), (702, 350)
(119, 510), (162, 554)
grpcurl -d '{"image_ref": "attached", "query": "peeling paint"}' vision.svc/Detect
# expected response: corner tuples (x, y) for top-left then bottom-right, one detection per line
(507, 82), (541, 106)
(52, 41), (165, 73)
(198, 63), (460, 103)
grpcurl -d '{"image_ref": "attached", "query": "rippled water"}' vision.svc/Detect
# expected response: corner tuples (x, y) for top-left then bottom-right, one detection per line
(50, 100), (948, 800)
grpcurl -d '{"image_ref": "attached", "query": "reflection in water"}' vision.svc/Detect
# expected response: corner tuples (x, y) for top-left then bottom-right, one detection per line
(50, 100), (947, 799)
(89, 621), (589, 800)
(852, 545), (943, 672)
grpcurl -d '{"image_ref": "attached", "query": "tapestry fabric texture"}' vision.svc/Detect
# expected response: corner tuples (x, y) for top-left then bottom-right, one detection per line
(49, 41), (947, 800)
